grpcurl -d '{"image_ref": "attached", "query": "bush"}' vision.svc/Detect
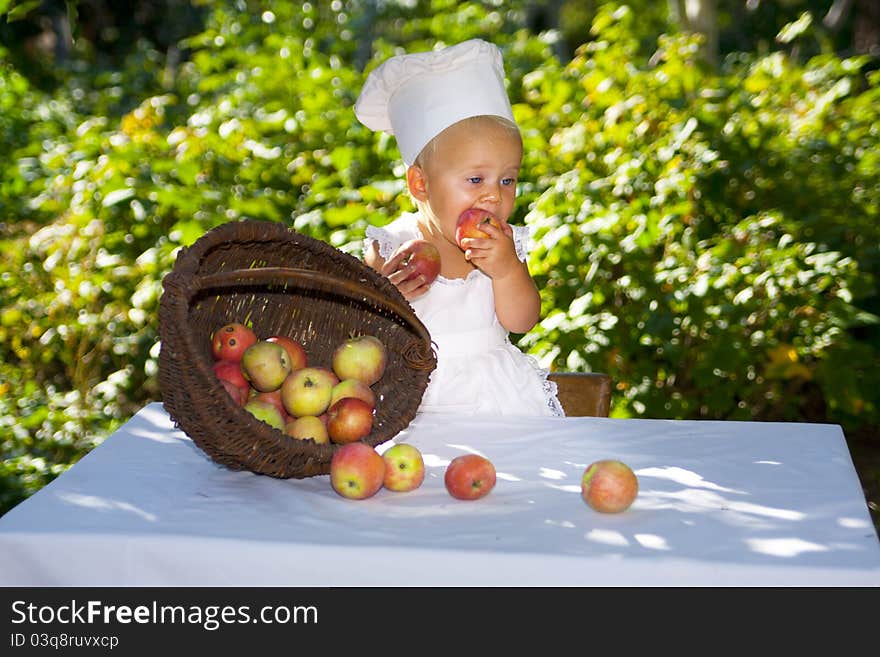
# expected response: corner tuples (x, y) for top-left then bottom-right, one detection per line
(1, 3), (877, 518)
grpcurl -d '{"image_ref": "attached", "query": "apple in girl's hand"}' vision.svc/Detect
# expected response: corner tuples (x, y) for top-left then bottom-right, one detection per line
(330, 442), (385, 500)
(240, 341), (291, 392)
(581, 460), (638, 513)
(331, 335), (387, 386)
(243, 399), (285, 430)
(326, 397), (374, 444)
(284, 415), (329, 444)
(281, 367), (335, 417)
(211, 322), (258, 361)
(329, 378), (376, 410)
(266, 335), (307, 371)
(444, 454), (496, 500)
(396, 238), (441, 286)
(382, 444), (425, 492)
(455, 208), (504, 248)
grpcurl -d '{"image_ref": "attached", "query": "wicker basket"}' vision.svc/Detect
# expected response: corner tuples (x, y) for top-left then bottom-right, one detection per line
(158, 219), (436, 478)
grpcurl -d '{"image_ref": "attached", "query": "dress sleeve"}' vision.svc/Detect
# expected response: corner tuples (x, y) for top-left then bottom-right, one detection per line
(512, 224), (531, 263)
(363, 224), (399, 261)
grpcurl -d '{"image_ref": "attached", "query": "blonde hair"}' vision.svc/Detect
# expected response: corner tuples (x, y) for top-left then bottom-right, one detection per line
(413, 114), (521, 169)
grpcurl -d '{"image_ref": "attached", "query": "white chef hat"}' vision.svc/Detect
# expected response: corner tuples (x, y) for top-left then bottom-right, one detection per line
(354, 39), (516, 167)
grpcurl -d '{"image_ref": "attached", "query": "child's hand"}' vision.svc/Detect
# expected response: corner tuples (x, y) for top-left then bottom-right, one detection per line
(459, 220), (520, 280)
(380, 244), (433, 300)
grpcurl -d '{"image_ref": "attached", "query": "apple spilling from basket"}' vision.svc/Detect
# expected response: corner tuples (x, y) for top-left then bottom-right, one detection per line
(209, 322), (639, 511)
(210, 322), (385, 445)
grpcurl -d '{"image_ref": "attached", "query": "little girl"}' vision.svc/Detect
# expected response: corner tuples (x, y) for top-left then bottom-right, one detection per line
(355, 39), (563, 417)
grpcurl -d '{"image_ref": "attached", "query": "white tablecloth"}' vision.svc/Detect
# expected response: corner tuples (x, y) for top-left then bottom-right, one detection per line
(1, 403), (878, 586)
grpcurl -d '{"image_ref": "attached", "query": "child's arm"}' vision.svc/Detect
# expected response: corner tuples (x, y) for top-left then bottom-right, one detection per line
(459, 222), (541, 333)
(363, 241), (433, 301)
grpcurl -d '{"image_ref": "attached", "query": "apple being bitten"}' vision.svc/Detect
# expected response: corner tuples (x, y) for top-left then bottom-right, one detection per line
(581, 460), (638, 513)
(382, 444), (425, 492)
(396, 238), (441, 286)
(331, 335), (387, 386)
(444, 454), (496, 500)
(330, 442), (385, 500)
(454, 208), (505, 249)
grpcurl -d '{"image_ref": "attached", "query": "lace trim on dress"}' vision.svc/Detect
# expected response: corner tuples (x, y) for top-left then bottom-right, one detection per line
(503, 334), (566, 417)
(512, 224), (531, 263)
(363, 225), (399, 261)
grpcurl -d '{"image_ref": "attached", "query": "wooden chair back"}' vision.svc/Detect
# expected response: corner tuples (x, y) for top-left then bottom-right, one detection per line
(548, 372), (612, 417)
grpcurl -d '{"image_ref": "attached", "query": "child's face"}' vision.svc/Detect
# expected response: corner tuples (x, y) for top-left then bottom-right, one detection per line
(415, 117), (522, 244)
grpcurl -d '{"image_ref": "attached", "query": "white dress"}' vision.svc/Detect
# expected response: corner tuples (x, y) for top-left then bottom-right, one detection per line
(364, 212), (564, 417)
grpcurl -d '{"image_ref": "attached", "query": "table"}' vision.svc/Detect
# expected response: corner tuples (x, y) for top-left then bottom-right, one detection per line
(1, 403), (878, 586)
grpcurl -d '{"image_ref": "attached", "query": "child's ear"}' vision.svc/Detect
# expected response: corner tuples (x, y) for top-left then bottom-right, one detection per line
(406, 165), (428, 201)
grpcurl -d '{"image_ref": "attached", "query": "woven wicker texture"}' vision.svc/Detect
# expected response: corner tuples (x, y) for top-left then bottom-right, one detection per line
(158, 219), (436, 478)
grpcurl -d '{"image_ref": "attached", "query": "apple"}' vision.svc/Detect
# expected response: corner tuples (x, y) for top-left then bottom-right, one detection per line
(220, 379), (248, 406)
(444, 454), (496, 500)
(266, 335), (308, 371)
(454, 208), (505, 249)
(213, 359), (249, 391)
(330, 442), (386, 500)
(284, 415), (329, 444)
(281, 366), (335, 417)
(330, 378), (376, 410)
(396, 238), (441, 286)
(240, 340), (292, 392)
(331, 335), (387, 386)
(243, 398), (285, 430)
(382, 444), (425, 492)
(581, 460), (638, 513)
(248, 388), (289, 423)
(211, 322), (258, 361)
(326, 397), (374, 444)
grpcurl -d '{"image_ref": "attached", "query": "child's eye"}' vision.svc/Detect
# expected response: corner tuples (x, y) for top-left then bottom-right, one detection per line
(468, 177), (483, 184)
(502, 177), (516, 186)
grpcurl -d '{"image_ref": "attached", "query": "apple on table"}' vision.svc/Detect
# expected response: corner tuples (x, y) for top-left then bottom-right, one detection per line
(382, 443), (425, 492)
(330, 442), (385, 500)
(444, 454), (496, 500)
(581, 460), (638, 513)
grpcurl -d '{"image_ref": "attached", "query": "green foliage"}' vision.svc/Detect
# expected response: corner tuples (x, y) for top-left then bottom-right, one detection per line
(1, 1), (878, 518)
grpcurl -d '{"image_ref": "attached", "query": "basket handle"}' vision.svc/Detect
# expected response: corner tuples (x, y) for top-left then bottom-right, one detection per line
(189, 266), (435, 370)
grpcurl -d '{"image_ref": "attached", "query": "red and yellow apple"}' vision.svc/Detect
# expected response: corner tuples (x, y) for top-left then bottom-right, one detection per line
(213, 359), (250, 391)
(382, 443), (425, 492)
(281, 366), (335, 417)
(240, 341), (291, 392)
(211, 322), (258, 362)
(329, 378), (376, 410)
(444, 454), (496, 500)
(220, 379), (248, 406)
(581, 459), (638, 513)
(243, 398), (285, 430)
(330, 442), (385, 500)
(326, 397), (374, 444)
(284, 415), (329, 444)
(248, 388), (289, 423)
(454, 208), (505, 249)
(331, 335), (387, 386)
(266, 335), (308, 371)
(396, 238), (441, 286)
